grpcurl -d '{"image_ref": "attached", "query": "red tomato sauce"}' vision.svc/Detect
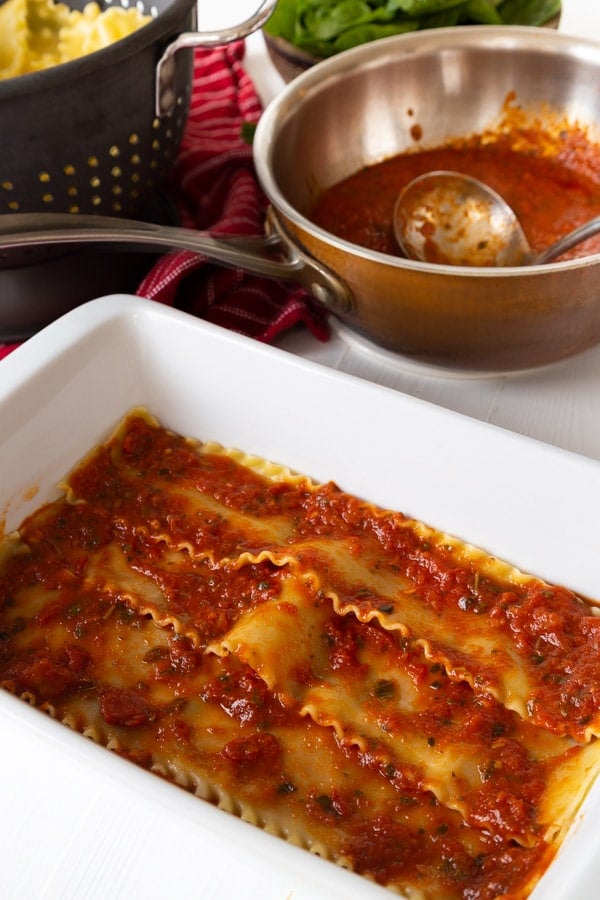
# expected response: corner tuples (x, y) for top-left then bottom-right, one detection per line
(310, 130), (600, 260)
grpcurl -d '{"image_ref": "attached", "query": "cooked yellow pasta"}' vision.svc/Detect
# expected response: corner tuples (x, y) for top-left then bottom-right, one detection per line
(0, 0), (151, 79)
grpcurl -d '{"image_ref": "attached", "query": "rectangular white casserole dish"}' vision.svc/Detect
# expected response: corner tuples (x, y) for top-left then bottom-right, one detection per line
(0, 294), (598, 899)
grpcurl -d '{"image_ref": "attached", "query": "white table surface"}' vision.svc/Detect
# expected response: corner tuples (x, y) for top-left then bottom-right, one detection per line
(199, 0), (600, 463)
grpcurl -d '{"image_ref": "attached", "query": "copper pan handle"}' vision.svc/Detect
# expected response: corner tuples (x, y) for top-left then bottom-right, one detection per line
(156, 0), (279, 116)
(0, 209), (354, 316)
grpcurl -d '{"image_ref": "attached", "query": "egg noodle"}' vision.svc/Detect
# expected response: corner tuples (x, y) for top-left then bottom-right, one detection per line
(0, 0), (151, 79)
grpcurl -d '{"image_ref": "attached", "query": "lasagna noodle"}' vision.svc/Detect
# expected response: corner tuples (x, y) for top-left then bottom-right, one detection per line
(1, 408), (599, 899)
(211, 574), (595, 846)
(80, 539), (288, 650)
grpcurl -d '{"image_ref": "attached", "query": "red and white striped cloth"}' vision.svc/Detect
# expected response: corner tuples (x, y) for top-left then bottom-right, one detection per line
(0, 42), (329, 361)
(137, 41), (330, 342)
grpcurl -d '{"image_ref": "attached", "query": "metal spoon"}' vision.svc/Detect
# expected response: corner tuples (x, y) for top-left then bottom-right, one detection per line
(393, 170), (600, 267)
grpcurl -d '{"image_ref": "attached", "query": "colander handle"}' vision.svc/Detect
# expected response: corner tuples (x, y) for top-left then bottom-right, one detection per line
(156, 0), (279, 116)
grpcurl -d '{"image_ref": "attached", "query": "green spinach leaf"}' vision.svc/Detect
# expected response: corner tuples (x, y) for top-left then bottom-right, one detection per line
(264, 0), (561, 58)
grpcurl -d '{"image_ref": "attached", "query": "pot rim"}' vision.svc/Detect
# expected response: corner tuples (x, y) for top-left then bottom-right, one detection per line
(0, 0), (197, 98)
(254, 24), (600, 277)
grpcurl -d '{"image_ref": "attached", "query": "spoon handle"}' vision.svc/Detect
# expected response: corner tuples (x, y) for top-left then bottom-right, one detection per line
(534, 214), (600, 264)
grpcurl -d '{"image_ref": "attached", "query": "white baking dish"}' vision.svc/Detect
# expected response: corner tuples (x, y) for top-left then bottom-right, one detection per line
(0, 294), (598, 899)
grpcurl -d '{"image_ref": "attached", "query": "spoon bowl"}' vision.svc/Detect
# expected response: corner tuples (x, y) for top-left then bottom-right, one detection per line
(393, 170), (600, 267)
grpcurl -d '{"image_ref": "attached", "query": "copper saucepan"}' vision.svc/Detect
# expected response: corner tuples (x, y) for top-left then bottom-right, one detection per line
(254, 26), (600, 373)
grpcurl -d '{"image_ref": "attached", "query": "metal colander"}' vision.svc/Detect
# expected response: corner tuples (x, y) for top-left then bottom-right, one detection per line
(0, 0), (277, 338)
(0, 0), (276, 220)
(0, 0), (196, 220)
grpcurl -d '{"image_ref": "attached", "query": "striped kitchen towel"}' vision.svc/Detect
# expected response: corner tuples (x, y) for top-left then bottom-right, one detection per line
(137, 41), (330, 343)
